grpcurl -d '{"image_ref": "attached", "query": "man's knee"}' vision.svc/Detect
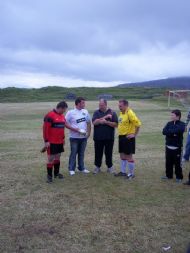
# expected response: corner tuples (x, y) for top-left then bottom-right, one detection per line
(48, 155), (55, 163)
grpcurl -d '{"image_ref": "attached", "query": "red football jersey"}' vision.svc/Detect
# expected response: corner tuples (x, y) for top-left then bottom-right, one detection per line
(43, 109), (66, 144)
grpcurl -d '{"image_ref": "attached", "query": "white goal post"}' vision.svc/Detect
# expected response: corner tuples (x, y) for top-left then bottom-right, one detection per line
(167, 90), (190, 108)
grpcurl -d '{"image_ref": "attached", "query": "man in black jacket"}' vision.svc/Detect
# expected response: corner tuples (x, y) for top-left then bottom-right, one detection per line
(92, 99), (118, 174)
(162, 109), (185, 182)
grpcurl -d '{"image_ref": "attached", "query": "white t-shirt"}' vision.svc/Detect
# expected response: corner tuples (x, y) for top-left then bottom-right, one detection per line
(65, 108), (91, 138)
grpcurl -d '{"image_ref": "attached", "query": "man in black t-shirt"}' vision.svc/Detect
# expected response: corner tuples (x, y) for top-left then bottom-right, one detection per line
(92, 99), (118, 174)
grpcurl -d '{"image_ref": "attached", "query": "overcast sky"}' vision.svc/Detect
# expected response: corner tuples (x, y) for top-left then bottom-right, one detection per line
(0, 0), (190, 88)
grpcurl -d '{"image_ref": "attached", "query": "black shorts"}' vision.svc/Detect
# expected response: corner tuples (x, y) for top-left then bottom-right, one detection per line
(119, 136), (135, 155)
(48, 143), (64, 155)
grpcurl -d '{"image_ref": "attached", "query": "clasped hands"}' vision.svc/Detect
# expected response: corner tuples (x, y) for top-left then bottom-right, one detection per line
(99, 114), (112, 124)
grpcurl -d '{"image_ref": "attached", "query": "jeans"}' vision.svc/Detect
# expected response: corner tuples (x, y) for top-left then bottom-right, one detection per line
(184, 129), (190, 161)
(68, 138), (87, 171)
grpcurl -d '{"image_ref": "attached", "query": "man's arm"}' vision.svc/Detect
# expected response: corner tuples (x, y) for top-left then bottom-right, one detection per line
(105, 111), (118, 128)
(93, 118), (104, 125)
(135, 126), (140, 136)
(87, 121), (91, 138)
(163, 123), (185, 135)
(127, 110), (141, 138)
(65, 111), (70, 124)
(92, 113), (112, 125)
(43, 115), (52, 148)
(104, 121), (118, 128)
(127, 126), (140, 139)
(93, 110), (118, 127)
(162, 123), (169, 136)
(65, 122), (80, 133)
(128, 110), (141, 127)
(65, 111), (81, 133)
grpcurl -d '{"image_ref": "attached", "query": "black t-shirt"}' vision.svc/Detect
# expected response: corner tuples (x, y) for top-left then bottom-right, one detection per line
(92, 109), (118, 141)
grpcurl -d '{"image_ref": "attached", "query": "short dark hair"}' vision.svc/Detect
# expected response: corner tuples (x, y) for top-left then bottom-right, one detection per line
(56, 101), (68, 109)
(119, 99), (128, 106)
(171, 109), (181, 119)
(75, 97), (85, 105)
(99, 99), (107, 105)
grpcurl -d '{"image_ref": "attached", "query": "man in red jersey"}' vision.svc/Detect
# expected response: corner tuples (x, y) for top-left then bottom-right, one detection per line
(43, 101), (80, 183)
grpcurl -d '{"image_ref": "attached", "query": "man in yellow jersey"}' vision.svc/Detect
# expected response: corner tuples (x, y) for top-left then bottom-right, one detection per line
(115, 99), (141, 179)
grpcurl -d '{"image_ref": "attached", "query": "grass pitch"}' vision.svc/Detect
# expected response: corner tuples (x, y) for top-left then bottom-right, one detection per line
(0, 100), (190, 253)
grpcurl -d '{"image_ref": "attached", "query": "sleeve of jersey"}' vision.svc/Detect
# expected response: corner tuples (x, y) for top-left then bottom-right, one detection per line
(63, 116), (66, 140)
(92, 111), (98, 123)
(86, 111), (91, 123)
(129, 110), (142, 127)
(43, 114), (53, 142)
(65, 111), (70, 124)
(112, 112), (118, 123)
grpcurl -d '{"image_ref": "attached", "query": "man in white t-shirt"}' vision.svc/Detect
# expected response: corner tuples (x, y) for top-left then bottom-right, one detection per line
(65, 97), (91, 175)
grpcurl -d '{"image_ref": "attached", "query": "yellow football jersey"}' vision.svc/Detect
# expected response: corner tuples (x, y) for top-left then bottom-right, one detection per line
(118, 108), (141, 135)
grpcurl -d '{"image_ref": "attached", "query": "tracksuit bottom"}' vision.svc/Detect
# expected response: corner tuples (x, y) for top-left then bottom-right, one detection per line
(165, 146), (183, 179)
(94, 140), (114, 168)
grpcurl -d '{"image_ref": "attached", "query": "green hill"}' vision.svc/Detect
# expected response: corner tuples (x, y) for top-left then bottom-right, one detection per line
(0, 86), (166, 102)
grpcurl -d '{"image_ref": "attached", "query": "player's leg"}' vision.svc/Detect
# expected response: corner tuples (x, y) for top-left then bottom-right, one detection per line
(115, 136), (128, 176)
(54, 153), (63, 179)
(105, 140), (115, 173)
(93, 140), (104, 174)
(68, 138), (78, 175)
(46, 149), (55, 183)
(126, 138), (136, 179)
(175, 148), (183, 182)
(78, 138), (89, 173)
(166, 148), (174, 178)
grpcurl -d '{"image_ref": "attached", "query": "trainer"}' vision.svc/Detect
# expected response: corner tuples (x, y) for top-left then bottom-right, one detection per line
(43, 101), (80, 183)
(92, 99), (118, 174)
(115, 99), (141, 179)
(66, 97), (91, 176)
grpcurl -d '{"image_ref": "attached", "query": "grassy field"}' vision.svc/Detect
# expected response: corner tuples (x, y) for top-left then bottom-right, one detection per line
(0, 100), (190, 253)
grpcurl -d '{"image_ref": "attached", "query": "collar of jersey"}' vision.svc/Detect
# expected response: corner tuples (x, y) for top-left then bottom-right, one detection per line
(120, 108), (129, 115)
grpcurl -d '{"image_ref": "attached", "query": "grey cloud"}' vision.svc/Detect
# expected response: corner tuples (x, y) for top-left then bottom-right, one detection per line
(1, 0), (190, 53)
(0, 0), (190, 87)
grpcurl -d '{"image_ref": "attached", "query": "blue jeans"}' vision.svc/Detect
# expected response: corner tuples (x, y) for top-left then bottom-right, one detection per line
(184, 129), (190, 161)
(68, 138), (87, 171)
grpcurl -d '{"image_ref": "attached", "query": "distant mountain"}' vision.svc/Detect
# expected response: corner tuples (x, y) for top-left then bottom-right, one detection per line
(118, 77), (190, 89)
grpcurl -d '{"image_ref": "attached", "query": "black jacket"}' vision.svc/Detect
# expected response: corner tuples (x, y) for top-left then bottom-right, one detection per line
(92, 109), (118, 141)
(162, 120), (185, 147)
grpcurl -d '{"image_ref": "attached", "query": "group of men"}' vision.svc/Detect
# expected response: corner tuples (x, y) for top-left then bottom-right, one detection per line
(42, 97), (141, 183)
(42, 97), (190, 186)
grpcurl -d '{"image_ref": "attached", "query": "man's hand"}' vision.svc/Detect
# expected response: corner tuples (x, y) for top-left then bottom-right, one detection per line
(45, 142), (50, 148)
(79, 129), (87, 136)
(100, 118), (107, 124)
(40, 141), (50, 153)
(127, 134), (135, 139)
(104, 114), (112, 120)
(86, 132), (90, 139)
